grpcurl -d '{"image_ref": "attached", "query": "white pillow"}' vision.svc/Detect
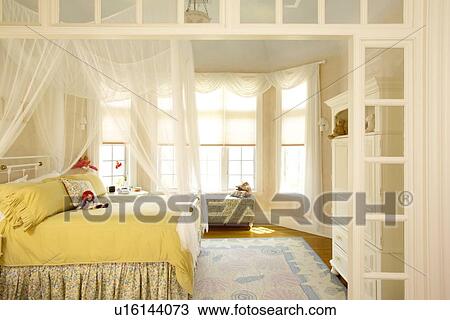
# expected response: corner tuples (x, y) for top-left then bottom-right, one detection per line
(0, 210), (4, 222)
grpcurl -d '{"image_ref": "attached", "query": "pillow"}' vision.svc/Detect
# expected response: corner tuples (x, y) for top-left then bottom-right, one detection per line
(0, 183), (38, 226)
(61, 178), (97, 208)
(45, 173), (106, 196)
(5, 180), (72, 231)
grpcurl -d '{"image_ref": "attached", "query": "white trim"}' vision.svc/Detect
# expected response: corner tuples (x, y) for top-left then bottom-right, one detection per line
(360, 0), (368, 25)
(364, 272), (408, 281)
(275, 0), (283, 25)
(366, 214), (407, 222)
(364, 157), (405, 164)
(318, 0), (325, 24)
(177, 0), (184, 24)
(365, 99), (405, 106)
(95, 0), (101, 24)
(136, 0), (142, 24)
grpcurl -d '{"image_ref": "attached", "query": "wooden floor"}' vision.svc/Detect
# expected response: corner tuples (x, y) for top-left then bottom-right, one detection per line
(203, 225), (333, 269)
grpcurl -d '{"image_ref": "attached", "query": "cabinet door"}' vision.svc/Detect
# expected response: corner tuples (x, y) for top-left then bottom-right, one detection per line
(332, 139), (351, 221)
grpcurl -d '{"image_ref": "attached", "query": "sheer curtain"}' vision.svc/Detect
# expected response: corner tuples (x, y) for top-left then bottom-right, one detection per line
(0, 38), (200, 195)
(0, 39), (64, 158)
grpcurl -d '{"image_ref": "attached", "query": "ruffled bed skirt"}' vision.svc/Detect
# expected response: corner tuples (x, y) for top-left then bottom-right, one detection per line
(0, 262), (190, 300)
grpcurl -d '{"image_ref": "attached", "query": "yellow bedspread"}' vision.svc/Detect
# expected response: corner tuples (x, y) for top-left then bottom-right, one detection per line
(0, 202), (194, 294)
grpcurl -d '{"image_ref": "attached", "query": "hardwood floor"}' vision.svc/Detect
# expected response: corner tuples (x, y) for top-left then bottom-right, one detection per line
(203, 225), (333, 269)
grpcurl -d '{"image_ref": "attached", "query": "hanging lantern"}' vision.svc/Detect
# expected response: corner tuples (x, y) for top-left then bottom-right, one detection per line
(185, 0), (211, 23)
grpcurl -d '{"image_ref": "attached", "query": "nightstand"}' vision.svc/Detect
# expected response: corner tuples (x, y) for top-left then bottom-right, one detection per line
(106, 190), (149, 203)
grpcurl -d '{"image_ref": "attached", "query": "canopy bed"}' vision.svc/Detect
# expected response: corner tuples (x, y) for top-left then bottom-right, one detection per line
(0, 36), (202, 299)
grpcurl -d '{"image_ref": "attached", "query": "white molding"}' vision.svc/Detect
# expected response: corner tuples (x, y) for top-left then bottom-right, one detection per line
(136, 0), (143, 25)
(425, 0), (450, 300)
(318, 0), (325, 24)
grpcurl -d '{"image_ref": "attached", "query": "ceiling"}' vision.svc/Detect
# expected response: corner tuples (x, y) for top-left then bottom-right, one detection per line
(192, 40), (348, 73)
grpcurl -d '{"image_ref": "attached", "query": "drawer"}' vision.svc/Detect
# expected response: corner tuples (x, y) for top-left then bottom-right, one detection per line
(332, 243), (348, 281)
(333, 226), (348, 253)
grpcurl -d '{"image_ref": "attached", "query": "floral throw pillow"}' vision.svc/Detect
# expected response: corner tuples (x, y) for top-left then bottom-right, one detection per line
(61, 178), (97, 208)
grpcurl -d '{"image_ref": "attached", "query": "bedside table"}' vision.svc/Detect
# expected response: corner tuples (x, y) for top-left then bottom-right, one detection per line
(107, 190), (149, 203)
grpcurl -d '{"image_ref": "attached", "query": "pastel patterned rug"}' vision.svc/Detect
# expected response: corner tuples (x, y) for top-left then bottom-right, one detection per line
(194, 237), (347, 300)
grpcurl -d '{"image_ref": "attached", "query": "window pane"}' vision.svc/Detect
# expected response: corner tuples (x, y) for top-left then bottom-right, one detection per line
(160, 161), (174, 175)
(112, 144), (126, 160)
(325, 0), (360, 24)
(184, 0), (220, 23)
(160, 146), (174, 160)
(365, 48), (404, 99)
(143, 0), (177, 23)
(283, 0), (318, 24)
(242, 161), (254, 175)
(102, 0), (136, 24)
(368, 0), (403, 24)
(280, 146), (305, 193)
(241, 147), (254, 161)
(364, 106), (404, 157)
(100, 161), (113, 177)
(60, 0), (95, 23)
(228, 175), (242, 189)
(229, 161), (241, 175)
(2, 0), (40, 25)
(240, 0), (275, 24)
(114, 161), (126, 176)
(101, 144), (113, 160)
(228, 147), (242, 161)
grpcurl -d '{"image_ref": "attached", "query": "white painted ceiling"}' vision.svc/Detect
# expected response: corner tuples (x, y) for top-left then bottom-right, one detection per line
(192, 40), (348, 73)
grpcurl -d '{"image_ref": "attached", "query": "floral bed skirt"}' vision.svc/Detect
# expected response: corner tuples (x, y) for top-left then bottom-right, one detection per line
(0, 262), (190, 300)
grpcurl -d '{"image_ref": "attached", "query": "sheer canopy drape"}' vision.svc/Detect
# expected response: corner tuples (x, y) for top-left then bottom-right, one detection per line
(0, 38), (200, 195)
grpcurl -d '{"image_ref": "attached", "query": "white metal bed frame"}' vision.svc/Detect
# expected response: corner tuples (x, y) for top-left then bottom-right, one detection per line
(0, 156), (48, 183)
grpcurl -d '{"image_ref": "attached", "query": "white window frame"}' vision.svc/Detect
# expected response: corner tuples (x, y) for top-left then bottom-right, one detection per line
(100, 142), (129, 187)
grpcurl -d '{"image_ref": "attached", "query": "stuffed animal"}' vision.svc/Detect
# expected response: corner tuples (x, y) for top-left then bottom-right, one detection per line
(78, 190), (109, 210)
(231, 182), (252, 198)
(72, 156), (98, 172)
(328, 118), (347, 139)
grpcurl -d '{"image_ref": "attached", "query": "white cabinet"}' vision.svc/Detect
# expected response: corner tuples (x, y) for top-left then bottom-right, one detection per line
(326, 84), (404, 299)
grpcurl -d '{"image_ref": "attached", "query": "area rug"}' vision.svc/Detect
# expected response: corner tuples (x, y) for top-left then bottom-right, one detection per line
(194, 237), (347, 300)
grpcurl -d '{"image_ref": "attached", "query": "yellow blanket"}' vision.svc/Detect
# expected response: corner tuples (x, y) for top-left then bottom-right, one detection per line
(0, 202), (194, 294)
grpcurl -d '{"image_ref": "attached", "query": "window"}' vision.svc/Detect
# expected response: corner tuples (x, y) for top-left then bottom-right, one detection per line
(158, 145), (177, 189)
(196, 88), (258, 192)
(228, 146), (255, 190)
(100, 143), (127, 187)
(200, 146), (222, 192)
(280, 82), (307, 193)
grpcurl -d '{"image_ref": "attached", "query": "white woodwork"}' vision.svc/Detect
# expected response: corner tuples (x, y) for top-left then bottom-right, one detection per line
(327, 74), (406, 299)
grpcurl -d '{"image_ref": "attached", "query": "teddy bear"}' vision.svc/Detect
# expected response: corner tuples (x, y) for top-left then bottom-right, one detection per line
(328, 118), (347, 139)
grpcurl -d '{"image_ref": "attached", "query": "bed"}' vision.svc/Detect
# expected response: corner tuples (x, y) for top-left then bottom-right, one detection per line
(0, 174), (201, 300)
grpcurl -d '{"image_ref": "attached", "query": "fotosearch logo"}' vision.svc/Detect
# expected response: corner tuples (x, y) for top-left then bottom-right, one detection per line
(63, 191), (413, 226)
